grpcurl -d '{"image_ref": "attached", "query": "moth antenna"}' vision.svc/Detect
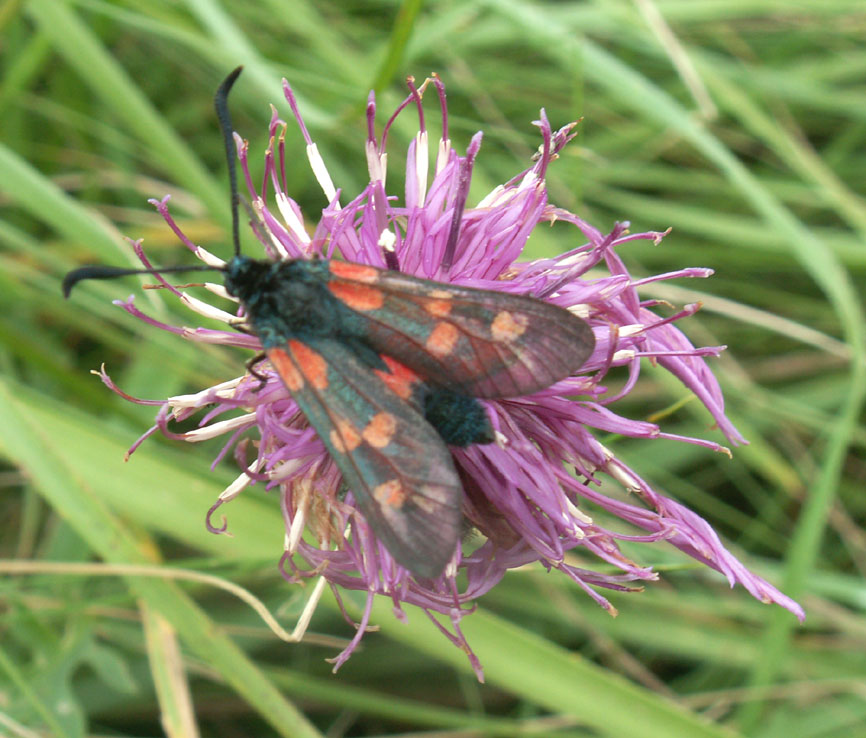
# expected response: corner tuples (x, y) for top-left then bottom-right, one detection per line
(215, 66), (244, 258)
(63, 264), (221, 298)
(63, 70), (243, 299)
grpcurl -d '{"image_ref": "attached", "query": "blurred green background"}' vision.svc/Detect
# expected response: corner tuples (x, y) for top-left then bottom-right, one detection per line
(2, 1), (864, 736)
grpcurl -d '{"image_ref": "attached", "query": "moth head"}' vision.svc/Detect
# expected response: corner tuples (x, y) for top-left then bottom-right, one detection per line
(223, 255), (270, 302)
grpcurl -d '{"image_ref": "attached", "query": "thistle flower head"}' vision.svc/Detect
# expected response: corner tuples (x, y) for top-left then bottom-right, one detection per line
(100, 75), (803, 679)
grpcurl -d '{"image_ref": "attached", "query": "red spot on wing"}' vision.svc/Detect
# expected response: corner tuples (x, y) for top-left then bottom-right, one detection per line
(329, 261), (379, 283)
(362, 412), (397, 448)
(424, 298), (452, 318)
(287, 340), (329, 389)
(425, 322), (459, 357)
(374, 355), (422, 400)
(490, 310), (528, 341)
(267, 348), (304, 391)
(330, 417), (362, 453)
(328, 281), (385, 311)
(373, 479), (407, 508)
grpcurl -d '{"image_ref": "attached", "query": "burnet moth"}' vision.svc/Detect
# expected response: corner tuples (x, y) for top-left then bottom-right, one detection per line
(63, 67), (596, 578)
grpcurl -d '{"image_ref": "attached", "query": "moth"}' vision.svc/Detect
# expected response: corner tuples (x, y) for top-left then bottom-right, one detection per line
(63, 68), (596, 578)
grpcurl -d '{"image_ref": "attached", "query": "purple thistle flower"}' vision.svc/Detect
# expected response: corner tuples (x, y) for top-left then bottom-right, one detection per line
(100, 75), (804, 679)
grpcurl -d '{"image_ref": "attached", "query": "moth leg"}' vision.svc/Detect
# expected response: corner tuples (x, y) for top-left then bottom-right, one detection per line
(230, 319), (254, 334)
(246, 353), (269, 392)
